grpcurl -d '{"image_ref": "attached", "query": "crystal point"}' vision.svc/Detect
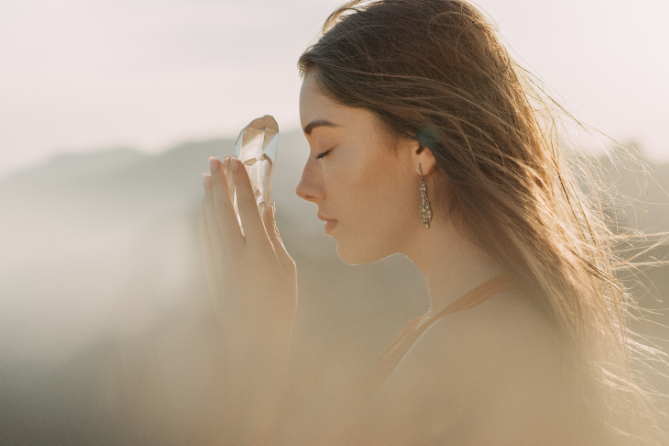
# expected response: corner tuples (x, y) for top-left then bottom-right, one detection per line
(230, 115), (279, 231)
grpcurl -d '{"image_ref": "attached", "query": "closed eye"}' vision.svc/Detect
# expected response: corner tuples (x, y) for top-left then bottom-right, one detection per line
(315, 149), (332, 160)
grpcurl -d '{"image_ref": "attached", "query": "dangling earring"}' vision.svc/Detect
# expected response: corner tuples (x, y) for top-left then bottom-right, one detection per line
(419, 164), (433, 229)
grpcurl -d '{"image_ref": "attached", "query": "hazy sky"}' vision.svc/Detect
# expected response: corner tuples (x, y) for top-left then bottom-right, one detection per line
(1, 0), (668, 177)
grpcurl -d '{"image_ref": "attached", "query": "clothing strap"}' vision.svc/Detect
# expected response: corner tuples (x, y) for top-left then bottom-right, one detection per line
(426, 273), (516, 324)
(363, 273), (516, 400)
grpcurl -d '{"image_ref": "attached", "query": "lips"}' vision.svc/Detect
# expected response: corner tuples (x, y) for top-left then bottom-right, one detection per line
(317, 213), (338, 234)
(324, 220), (338, 234)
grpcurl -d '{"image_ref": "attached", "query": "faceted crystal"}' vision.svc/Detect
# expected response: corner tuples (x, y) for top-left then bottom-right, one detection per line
(229, 115), (279, 231)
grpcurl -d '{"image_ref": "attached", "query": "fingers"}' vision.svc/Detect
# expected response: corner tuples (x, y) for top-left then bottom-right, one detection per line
(230, 157), (271, 248)
(209, 156), (244, 251)
(203, 172), (228, 265)
(205, 156), (280, 258)
(199, 200), (224, 318)
(265, 203), (296, 274)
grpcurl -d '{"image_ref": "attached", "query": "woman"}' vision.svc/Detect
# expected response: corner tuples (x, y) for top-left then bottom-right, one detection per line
(200, 0), (666, 444)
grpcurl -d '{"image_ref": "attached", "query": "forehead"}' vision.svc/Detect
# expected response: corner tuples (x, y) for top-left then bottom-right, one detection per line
(299, 73), (381, 134)
(299, 74), (343, 126)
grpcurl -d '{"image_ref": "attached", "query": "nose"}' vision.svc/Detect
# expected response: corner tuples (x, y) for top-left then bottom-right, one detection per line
(295, 160), (324, 204)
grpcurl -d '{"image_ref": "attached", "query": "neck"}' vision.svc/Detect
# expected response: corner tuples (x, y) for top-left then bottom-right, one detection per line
(402, 216), (505, 318)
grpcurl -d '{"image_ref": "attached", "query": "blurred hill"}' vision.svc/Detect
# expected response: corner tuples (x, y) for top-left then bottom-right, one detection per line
(0, 134), (667, 444)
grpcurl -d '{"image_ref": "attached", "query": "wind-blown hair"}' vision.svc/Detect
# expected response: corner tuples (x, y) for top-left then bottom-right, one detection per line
(298, 0), (667, 444)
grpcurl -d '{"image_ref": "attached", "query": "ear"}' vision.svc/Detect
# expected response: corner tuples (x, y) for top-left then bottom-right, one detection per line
(414, 144), (437, 177)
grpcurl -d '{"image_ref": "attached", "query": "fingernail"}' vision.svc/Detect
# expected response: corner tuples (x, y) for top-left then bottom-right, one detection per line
(223, 157), (232, 176)
(232, 158), (240, 171)
(202, 172), (212, 187)
(271, 203), (276, 220)
(259, 202), (266, 218)
(209, 157), (218, 172)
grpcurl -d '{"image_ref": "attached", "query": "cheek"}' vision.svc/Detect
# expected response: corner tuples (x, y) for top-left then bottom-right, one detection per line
(328, 154), (411, 230)
(360, 172), (403, 215)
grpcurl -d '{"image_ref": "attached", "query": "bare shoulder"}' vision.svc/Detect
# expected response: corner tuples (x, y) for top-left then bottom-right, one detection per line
(362, 290), (569, 445)
(415, 289), (563, 375)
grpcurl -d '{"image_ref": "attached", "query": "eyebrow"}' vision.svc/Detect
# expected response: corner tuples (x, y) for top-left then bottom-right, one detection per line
(303, 119), (339, 135)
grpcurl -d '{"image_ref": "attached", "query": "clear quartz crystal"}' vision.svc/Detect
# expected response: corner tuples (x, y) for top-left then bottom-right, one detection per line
(229, 115), (279, 232)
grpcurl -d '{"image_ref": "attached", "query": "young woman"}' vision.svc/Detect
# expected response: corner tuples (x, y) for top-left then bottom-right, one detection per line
(200, 0), (667, 444)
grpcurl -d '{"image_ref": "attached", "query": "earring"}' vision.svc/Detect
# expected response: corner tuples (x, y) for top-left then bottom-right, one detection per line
(419, 164), (433, 229)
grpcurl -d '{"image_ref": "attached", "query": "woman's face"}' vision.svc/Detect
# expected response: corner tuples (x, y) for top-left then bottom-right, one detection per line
(296, 73), (428, 264)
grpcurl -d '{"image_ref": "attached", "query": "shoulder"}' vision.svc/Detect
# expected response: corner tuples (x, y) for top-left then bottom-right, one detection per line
(413, 289), (563, 377)
(363, 290), (570, 445)
(395, 288), (564, 396)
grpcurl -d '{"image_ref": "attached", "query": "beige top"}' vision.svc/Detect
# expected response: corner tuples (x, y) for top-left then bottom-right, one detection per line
(363, 273), (516, 400)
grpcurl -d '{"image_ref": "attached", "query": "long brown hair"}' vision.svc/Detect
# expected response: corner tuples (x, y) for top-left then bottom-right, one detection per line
(298, 0), (666, 444)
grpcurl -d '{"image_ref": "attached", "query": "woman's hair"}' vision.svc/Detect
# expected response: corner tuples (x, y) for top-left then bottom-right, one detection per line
(298, 0), (667, 444)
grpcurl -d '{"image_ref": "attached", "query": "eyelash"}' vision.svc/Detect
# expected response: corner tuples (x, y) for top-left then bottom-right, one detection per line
(314, 149), (332, 160)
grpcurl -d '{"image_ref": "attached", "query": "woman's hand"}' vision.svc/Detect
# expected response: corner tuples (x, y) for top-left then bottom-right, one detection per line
(200, 156), (297, 443)
(200, 155), (297, 366)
